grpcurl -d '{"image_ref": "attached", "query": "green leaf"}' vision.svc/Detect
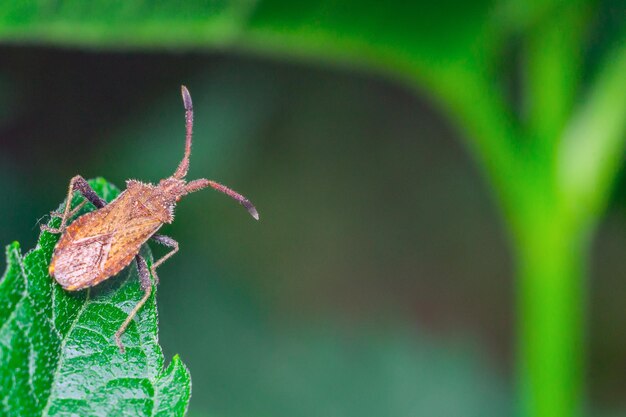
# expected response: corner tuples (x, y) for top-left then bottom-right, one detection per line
(0, 178), (191, 417)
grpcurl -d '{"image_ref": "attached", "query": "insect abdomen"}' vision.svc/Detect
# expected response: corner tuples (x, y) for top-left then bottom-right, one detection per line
(49, 192), (162, 290)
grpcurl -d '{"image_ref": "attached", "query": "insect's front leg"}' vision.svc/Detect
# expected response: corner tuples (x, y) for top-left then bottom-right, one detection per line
(42, 175), (107, 234)
(149, 234), (179, 284)
(114, 254), (153, 353)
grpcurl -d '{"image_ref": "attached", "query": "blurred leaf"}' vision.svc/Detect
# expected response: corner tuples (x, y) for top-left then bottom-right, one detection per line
(0, 178), (190, 417)
(0, 1), (497, 58)
(0, 0), (521, 221)
(0, 0), (503, 101)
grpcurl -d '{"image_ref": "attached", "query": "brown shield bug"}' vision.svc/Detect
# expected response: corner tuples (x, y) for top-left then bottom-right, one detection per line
(42, 86), (258, 352)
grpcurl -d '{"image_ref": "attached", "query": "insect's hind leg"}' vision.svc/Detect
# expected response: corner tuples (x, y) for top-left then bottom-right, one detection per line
(42, 175), (107, 234)
(114, 254), (152, 353)
(115, 236), (178, 351)
(149, 234), (179, 284)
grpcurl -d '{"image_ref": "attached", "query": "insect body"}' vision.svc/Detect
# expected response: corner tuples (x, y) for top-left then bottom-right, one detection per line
(43, 86), (258, 352)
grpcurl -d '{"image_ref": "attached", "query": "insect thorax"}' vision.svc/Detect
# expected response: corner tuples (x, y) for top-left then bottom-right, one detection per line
(126, 179), (179, 223)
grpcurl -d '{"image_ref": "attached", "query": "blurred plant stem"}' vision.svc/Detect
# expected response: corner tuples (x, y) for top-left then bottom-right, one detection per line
(517, 219), (587, 417)
(497, 28), (626, 417)
(423, 9), (626, 417)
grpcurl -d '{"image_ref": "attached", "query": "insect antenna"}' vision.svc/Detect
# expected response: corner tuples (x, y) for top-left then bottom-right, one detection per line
(185, 179), (259, 220)
(173, 85), (194, 180)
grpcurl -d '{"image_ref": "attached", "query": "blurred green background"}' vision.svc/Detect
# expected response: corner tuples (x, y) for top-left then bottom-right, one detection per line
(0, 1), (625, 417)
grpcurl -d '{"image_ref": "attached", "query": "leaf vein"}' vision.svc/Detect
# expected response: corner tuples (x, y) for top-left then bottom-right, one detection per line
(40, 288), (92, 417)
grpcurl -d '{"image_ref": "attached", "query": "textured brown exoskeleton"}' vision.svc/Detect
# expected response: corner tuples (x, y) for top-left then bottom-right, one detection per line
(43, 86), (259, 352)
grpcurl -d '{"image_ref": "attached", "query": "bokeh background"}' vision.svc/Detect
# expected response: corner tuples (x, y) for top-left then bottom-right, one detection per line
(0, 1), (625, 417)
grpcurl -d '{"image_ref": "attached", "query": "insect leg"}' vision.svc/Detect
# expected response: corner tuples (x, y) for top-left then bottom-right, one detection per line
(149, 234), (179, 284)
(72, 175), (107, 208)
(50, 200), (87, 219)
(114, 254), (152, 353)
(42, 175), (107, 234)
